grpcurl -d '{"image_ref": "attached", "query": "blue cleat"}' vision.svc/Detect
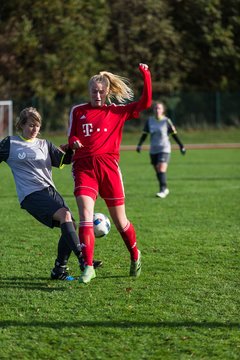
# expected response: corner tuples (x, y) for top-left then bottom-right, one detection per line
(51, 263), (75, 281)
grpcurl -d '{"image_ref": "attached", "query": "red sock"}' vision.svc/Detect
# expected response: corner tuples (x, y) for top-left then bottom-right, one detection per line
(78, 221), (95, 266)
(120, 222), (139, 261)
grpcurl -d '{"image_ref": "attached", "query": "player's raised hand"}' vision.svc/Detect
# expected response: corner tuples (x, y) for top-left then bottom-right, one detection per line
(139, 63), (149, 71)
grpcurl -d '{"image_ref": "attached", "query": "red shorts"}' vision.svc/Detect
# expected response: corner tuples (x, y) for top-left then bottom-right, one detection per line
(72, 154), (125, 207)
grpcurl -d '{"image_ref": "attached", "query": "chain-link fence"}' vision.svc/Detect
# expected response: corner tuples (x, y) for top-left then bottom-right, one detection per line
(12, 91), (240, 132)
(166, 91), (240, 128)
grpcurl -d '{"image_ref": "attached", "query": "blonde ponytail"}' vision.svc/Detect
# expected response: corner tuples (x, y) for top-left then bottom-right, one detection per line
(89, 71), (134, 104)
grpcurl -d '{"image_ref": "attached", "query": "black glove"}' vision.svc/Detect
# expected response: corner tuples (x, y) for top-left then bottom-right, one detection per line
(136, 145), (141, 153)
(180, 146), (186, 155)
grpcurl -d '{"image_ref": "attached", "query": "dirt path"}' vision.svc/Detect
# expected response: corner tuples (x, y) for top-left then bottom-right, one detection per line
(120, 143), (240, 151)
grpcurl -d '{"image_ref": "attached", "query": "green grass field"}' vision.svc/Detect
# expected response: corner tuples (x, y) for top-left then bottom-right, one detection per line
(0, 129), (240, 359)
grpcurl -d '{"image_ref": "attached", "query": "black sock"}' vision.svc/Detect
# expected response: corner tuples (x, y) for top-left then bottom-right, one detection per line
(157, 172), (167, 192)
(60, 222), (81, 258)
(55, 235), (72, 266)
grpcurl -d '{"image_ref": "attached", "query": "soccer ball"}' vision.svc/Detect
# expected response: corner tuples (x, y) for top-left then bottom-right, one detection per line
(93, 213), (111, 238)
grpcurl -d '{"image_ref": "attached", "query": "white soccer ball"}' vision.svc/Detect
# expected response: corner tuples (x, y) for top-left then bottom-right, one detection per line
(93, 213), (111, 238)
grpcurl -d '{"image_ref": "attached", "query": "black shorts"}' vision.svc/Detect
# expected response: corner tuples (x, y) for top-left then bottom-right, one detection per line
(21, 186), (73, 228)
(150, 152), (170, 166)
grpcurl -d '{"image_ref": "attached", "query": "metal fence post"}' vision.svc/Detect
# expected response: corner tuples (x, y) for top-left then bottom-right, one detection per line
(216, 91), (221, 128)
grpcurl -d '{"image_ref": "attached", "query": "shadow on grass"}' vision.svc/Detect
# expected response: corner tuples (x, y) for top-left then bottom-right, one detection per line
(0, 319), (239, 330)
(0, 277), (73, 291)
(0, 274), (128, 290)
(0, 276), (66, 281)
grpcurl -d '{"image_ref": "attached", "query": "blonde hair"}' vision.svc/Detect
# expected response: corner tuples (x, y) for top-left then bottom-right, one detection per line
(89, 71), (134, 104)
(16, 107), (42, 131)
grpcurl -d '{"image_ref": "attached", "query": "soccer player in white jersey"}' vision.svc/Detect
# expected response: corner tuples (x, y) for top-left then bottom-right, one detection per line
(0, 107), (102, 280)
(136, 101), (186, 198)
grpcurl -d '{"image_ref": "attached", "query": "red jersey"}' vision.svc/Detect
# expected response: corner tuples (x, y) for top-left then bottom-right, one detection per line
(68, 66), (151, 161)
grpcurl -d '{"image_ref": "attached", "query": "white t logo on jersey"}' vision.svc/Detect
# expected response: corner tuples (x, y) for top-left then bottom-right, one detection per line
(82, 123), (93, 137)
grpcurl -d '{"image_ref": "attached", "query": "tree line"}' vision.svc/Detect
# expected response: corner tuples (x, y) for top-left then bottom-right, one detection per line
(0, 0), (239, 129)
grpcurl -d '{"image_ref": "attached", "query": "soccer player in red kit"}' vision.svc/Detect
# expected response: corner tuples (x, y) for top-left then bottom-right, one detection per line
(68, 63), (152, 284)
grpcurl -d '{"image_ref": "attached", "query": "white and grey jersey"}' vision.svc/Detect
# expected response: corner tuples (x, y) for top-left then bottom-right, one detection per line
(143, 116), (176, 154)
(0, 136), (72, 204)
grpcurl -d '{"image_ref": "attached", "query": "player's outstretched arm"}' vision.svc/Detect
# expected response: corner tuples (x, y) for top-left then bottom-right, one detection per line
(59, 144), (74, 164)
(133, 63), (152, 117)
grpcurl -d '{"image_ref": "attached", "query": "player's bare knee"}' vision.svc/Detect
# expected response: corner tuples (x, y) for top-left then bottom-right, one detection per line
(54, 208), (72, 223)
(64, 210), (72, 222)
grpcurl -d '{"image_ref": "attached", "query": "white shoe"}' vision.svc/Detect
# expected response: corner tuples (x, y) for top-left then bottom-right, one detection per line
(156, 188), (169, 198)
(79, 265), (96, 284)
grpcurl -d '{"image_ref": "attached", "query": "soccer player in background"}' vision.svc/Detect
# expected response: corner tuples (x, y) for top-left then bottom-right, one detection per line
(0, 107), (102, 280)
(68, 63), (152, 284)
(136, 101), (186, 198)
